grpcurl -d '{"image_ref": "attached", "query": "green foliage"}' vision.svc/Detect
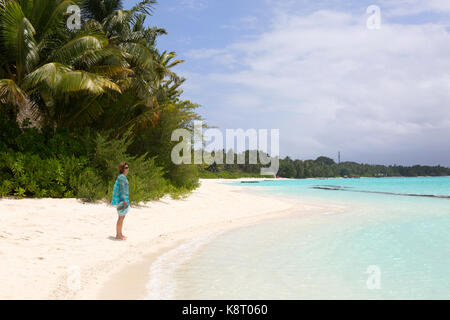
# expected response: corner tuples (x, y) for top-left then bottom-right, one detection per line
(127, 100), (202, 189)
(199, 166), (272, 179)
(166, 164), (200, 189)
(0, 111), (90, 158)
(122, 154), (168, 203)
(75, 167), (106, 202)
(87, 130), (170, 203)
(278, 157), (297, 178)
(0, 0), (204, 203)
(166, 184), (192, 200)
(0, 180), (14, 197)
(315, 156), (335, 166)
(0, 126), (175, 203)
(89, 130), (133, 182)
(198, 150), (271, 179)
(282, 157), (450, 178)
(0, 146), (172, 203)
(0, 111), (20, 152)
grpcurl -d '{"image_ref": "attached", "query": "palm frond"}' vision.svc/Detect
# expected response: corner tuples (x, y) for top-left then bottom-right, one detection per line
(90, 65), (133, 77)
(118, 100), (160, 134)
(51, 34), (108, 65)
(65, 96), (104, 125)
(124, 42), (153, 69)
(103, 8), (129, 29)
(72, 46), (127, 69)
(37, 0), (84, 41)
(23, 62), (72, 89)
(56, 70), (121, 95)
(0, 0), (39, 79)
(0, 78), (29, 107)
(129, 0), (156, 16)
(81, 0), (123, 22)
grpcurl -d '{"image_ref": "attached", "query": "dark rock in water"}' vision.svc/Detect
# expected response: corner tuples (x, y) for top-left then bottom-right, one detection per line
(311, 186), (450, 199)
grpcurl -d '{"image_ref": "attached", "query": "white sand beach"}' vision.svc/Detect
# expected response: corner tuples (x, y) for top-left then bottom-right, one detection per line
(0, 179), (329, 300)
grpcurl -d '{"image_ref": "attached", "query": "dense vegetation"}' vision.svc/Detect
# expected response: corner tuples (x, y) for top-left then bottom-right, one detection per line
(0, 0), (201, 202)
(201, 152), (450, 178)
(277, 156), (450, 178)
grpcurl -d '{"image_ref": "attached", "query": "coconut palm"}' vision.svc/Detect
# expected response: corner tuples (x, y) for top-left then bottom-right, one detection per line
(81, 0), (123, 22)
(0, 0), (188, 133)
(81, 0), (186, 135)
(0, 0), (123, 127)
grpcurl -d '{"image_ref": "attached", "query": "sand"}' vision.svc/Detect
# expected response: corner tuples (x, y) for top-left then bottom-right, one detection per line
(0, 179), (329, 300)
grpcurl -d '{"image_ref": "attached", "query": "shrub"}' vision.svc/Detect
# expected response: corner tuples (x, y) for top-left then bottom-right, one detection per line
(0, 180), (14, 197)
(74, 168), (106, 202)
(125, 154), (168, 204)
(90, 130), (133, 182)
(0, 128), (195, 203)
(166, 163), (200, 190)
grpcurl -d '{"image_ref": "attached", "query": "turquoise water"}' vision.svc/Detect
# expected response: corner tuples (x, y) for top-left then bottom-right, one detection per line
(171, 177), (450, 299)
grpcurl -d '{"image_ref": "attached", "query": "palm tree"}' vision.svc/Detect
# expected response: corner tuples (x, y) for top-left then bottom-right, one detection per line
(81, 0), (187, 135)
(81, 0), (123, 22)
(0, 0), (123, 127)
(0, 0), (188, 133)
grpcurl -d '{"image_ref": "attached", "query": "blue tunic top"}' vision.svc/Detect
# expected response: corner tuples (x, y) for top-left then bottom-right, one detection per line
(112, 174), (129, 215)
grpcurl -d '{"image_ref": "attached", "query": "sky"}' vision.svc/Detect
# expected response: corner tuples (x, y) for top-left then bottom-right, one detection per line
(124, 0), (450, 166)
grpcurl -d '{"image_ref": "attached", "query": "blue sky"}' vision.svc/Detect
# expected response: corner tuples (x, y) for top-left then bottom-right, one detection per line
(124, 0), (450, 166)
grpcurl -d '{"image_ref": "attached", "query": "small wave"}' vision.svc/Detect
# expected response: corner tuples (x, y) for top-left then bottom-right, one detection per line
(142, 231), (223, 300)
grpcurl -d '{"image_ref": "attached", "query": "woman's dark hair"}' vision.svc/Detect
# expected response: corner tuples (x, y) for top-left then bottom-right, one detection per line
(118, 162), (128, 174)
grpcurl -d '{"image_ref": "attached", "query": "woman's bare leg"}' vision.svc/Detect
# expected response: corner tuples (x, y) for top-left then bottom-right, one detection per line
(116, 215), (127, 240)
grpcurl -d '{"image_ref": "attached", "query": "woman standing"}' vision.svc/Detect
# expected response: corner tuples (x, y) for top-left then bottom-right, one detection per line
(112, 162), (130, 240)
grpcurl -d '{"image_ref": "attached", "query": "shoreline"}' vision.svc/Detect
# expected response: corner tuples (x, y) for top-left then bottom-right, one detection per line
(0, 179), (333, 300)
(96, 182), (340, 300)
(97, 204), (305, 300)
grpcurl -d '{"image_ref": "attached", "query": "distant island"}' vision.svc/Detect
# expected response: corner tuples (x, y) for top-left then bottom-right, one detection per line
(200, 151), (450, 179)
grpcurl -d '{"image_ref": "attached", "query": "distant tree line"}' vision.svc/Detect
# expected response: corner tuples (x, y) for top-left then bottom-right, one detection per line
(200, 151), (450, 178)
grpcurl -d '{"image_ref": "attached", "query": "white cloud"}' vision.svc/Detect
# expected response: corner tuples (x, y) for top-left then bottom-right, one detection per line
(183, 9), (450, 165)
(380, 0), (450, 16)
